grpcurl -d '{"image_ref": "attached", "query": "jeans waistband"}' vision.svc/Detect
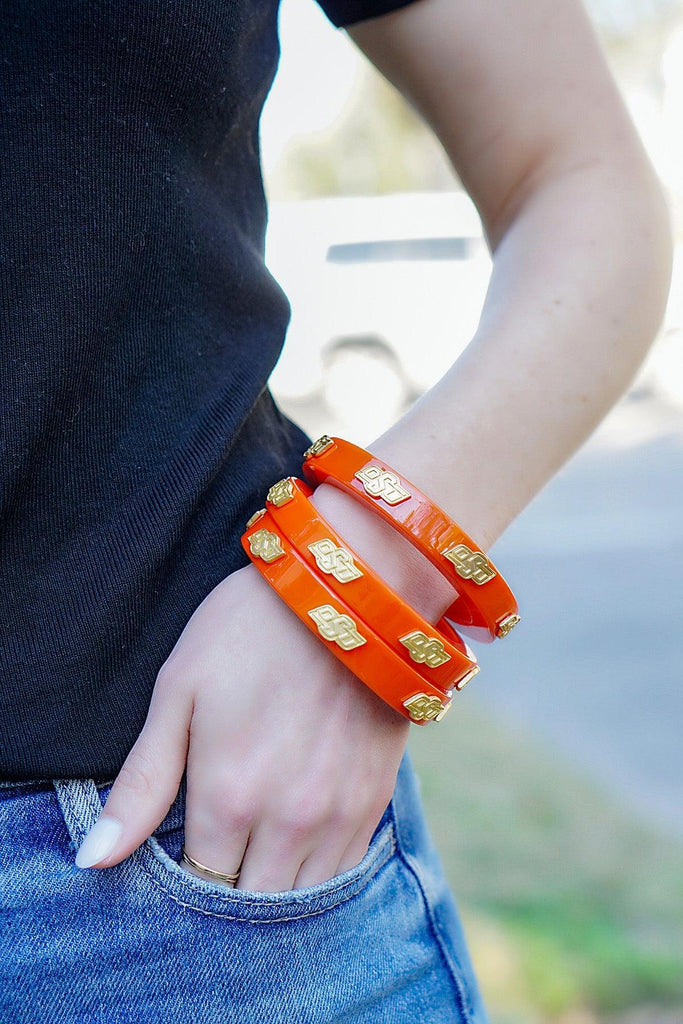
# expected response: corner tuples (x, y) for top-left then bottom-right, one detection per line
(0, 777), (116, 790)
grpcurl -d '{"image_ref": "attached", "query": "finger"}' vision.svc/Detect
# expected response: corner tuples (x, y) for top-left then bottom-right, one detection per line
(235, 823), (309, 893)
(75, 677), (192, 869)
(181, 768), (251, 889)
(180, 693), (258, 886)
(293, 833), (355, 890)
(334, 819), (381, 875)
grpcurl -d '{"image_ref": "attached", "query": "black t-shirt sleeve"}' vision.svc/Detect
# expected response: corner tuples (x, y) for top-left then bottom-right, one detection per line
(315, 0), (423, 28)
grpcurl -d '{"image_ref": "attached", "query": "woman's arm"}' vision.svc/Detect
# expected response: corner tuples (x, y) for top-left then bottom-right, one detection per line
(311, 0), (673, 622)
(77, 0), (672, 887)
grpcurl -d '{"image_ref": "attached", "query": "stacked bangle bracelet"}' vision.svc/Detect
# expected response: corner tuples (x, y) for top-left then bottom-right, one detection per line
(242, 505), (458, 723)
(302, 436), (520, 643)
(264, 476), (477, 689)
(241, 435), (520, 725)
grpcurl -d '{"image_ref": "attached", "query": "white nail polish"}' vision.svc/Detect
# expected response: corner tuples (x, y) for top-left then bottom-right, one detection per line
(75, 816), (123, 869)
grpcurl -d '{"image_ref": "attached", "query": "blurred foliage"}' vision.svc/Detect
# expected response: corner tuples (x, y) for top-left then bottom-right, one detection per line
(587, 0), (681, 38)
(266, 4), (683, 210)
(266, 66), (460, 200)
(409, 702), (683, 1024)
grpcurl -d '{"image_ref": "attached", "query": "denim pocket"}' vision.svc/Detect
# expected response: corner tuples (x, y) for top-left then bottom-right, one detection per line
(54, 775), (398, 923)
(136, 805), (397, 922)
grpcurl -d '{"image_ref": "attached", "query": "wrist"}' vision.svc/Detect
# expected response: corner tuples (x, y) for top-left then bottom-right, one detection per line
(308, 480), (456, 624)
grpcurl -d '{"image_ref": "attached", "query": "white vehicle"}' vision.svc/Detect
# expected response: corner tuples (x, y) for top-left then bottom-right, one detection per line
(265, 191), (493, 403)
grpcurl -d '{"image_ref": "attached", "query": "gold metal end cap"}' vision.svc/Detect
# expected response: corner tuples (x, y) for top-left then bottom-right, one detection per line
(454, 664), (480, 691)
(497, 613), (521, 638)
(303, 435), (334, 460)
(245, 509), (266, 530)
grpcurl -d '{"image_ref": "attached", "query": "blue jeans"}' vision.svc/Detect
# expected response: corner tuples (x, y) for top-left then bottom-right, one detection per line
(0, 750), (488, 1023)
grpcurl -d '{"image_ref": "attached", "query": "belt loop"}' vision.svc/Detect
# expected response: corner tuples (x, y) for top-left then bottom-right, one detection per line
(53, 779), (103, 847)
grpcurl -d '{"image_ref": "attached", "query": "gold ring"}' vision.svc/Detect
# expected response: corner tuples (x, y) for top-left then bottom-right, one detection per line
(181, 846), (241, 883)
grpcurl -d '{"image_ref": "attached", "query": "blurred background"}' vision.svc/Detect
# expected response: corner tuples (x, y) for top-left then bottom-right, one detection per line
(260, 2), (683, 1022)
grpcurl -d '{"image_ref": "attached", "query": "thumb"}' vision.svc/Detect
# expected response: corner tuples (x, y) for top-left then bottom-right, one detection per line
(75, 679), (193, 869)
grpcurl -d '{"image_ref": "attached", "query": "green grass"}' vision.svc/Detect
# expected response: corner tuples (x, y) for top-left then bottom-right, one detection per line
(408, 699), (683, 1023)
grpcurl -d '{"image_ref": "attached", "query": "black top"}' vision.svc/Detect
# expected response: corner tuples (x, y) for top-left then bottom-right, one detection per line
(0, 0), (421, 781)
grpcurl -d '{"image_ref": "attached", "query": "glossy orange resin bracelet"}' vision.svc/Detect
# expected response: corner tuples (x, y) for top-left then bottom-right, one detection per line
(241, 507), (456, 724)
(261, 475), (479, 695)
(302, 436), (520, 643)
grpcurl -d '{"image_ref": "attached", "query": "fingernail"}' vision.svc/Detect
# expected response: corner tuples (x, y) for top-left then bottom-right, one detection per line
(75, 816), (124, 869)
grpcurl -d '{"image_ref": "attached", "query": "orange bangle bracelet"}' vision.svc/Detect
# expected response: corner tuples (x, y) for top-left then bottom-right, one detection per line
(261, 476), (479, 695)
(241, 507), (455, 724)
(302, 436), (520, 643)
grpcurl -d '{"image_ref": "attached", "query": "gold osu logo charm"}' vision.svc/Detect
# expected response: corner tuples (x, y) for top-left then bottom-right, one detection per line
(403, 694), (452, 723)
(442, 543), (496, 585)
(399, 631), (452, 668)
(308, 539), (363, 583)
(303, 435), (334, 460)
(354, 466), (411, 506)
(267, 478), (295, 507)
(247, 528), (285, 563)
(307, 605), (366, 650)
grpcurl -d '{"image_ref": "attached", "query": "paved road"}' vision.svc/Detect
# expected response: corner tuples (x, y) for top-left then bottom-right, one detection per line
(470, 394), (683, 839)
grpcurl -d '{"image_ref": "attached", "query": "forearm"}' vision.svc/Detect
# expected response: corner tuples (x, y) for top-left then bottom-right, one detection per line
(311, 155), (672, 620)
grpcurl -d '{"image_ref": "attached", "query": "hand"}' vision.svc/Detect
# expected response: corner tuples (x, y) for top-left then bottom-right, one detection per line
(76, 561), (410, 891)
